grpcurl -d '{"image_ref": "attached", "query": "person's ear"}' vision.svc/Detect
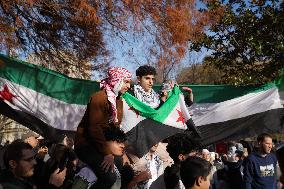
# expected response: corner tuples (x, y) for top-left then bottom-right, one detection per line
(24, 138), (29, 143)
(137, 76), (141, 83)
(196, 176), (203, 186)
(9, 160), (17, 169)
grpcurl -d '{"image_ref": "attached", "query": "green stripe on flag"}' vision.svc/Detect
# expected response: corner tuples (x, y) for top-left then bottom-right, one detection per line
(123, 85), (181, 122)
(0, 54), (99, 105)
(176, 83), (276, 103)
(275, 69), (284, 92)
(152, 82), (278, 103)
(1, 54), (283, 104)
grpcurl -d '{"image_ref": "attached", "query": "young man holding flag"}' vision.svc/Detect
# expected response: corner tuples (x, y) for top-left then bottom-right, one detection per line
(130, 65), (194, 109)
(121, 65), (199, 188)
(130, 65), (199, 137)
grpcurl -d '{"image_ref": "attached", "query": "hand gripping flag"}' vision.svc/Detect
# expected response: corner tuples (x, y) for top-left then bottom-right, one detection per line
(121, 86), (193, 157)
(1, 54), (284, 156)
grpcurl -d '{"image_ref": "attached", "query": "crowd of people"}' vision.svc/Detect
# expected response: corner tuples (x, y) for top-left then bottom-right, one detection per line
(0, 65), (284, 189)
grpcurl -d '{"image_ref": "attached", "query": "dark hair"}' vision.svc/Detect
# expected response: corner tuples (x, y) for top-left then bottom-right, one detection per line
(40, 144), (77, 188)
(235, 150), (244, 159)
(3, 141), (33, 169)
(136, 65), (156, 77)
(180, 156), (212, 188)
(166, 133), (198, 163)
(276, 146), (284, 174)
(164, 164), (180, 189)
(120, 164), (135, 189)
(103, 126), (127, 143)
(257, 133), (272, 143)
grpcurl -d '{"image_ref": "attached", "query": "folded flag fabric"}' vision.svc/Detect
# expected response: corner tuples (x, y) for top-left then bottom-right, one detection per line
(0, 54), (98, 139)
(121, 86), (191, 156)
(186, 74), (284, 146)
(0, 54), (284, 155)
(0, 54), (191, 154)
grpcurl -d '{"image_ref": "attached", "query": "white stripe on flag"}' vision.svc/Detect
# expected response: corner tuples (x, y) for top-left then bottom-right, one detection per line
(190, 87), (283, 126)
(121, 99), (145, 133)
(162, 94), (190, 129)
(0, 78), (86, 131)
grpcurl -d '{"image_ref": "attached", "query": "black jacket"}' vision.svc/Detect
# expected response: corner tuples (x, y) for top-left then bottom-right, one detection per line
(0, 169), (35, 189)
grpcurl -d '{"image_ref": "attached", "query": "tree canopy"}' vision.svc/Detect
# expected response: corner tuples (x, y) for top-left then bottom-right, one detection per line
(0, 0), (223, 78)
(192, 0), (284, 85)
(176, 57), (224, 84)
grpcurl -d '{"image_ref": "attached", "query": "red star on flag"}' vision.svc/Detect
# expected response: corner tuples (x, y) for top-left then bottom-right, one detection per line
(128, 107), (140, 118)
(176, 109), (185, 126)
(0, 84), (17, 103)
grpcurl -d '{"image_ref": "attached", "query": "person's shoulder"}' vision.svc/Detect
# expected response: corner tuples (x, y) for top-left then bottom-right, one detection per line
(0, 183), (23, 189)
(89, 90), (107, 103)
(246, 152), (258, 161)
(91, 90), (106, 98)
(268, 152), (277, 162)
(0, 169), (13, 182)
(149, 174), (166, 189)
(0, 170), (31, 189)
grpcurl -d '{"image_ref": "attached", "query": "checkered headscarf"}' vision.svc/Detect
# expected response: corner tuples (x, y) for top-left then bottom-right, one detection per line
(100, 67), (132, 123)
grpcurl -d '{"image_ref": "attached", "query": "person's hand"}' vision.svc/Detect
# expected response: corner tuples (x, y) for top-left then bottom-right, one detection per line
(160, 90), (168, 102)
(101, 154), (114, 172)
(181, 86), (192, 93)
(168, 80), (175, 89)
(122, 153), (130, 165)
(127, 170), (152, 189)
(136, 170), (152, 182)
(49, 167), (67, 187)
(222, 154), (228, 161)
(182, 87), (193, 102)
(37, 146), (48, 159)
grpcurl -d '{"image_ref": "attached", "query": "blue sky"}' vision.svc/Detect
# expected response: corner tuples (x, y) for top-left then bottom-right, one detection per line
(103, 27), (211, 81)
(1, 0), (214, 81)
(101, 0), (215, 80)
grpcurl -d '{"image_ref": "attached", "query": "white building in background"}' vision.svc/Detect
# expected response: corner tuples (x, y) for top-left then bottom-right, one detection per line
(0, 116), (29, 144)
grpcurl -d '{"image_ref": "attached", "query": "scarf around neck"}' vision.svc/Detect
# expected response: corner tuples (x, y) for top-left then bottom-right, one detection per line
(100, 67), (132, 123)
(133, 84), (160, 109)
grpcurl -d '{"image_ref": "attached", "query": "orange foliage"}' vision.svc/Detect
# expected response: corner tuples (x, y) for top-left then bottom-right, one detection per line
(0, 0), (224, 76)
(115, 0), (224, 68)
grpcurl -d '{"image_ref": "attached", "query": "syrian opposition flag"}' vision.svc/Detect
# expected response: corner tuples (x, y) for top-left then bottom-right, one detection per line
(187, 75), (284, 146)
(0, 54), (99, 140)
(0, 54), (190, 150)
(0, 54), (284, 154)
(121, 86), (191, 157)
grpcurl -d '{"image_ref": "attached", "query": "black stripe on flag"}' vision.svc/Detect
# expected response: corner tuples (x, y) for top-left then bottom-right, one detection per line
(198, 108), (284, 146)
(126, 118), (187, 157)
(0, 101), (74, 142)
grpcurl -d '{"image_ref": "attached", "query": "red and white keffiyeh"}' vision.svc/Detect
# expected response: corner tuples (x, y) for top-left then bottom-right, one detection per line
(100, 67), (132, 123)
